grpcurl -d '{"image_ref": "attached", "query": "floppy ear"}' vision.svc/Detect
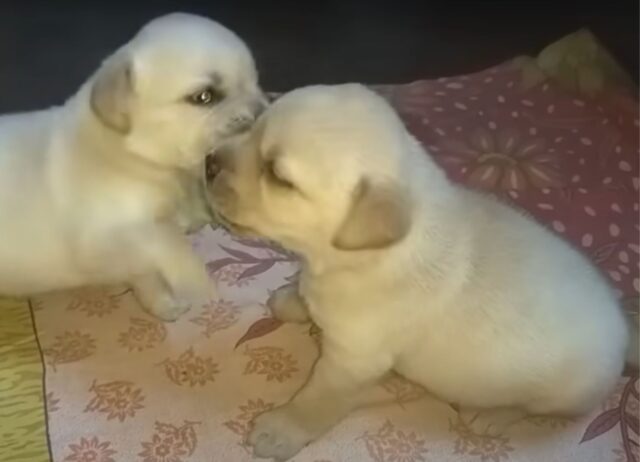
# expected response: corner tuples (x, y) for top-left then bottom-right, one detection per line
(332, 179), (411, 251)
(89, 56), (133, 133)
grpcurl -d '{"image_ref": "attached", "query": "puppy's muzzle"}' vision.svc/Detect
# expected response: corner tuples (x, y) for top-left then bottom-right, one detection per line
(226, 97), (268, 135)
(205, 154), (223, 183)
(205, 147), (234, 183)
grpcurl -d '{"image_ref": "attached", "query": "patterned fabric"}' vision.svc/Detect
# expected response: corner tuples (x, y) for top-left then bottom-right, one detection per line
(0, 298), (50, 462)
(2, 32), (639, 462)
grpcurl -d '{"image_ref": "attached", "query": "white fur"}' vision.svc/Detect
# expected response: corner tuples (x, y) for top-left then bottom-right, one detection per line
(0, 13), (263, 320)
(206, 84), (631, 460)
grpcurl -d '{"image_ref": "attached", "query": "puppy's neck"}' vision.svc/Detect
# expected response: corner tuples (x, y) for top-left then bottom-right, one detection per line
(299, 242), (399, 279)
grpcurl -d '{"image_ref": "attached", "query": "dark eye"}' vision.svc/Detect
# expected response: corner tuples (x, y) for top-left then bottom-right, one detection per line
(265, 160), (294, 189)
(188, 87), (223, 106)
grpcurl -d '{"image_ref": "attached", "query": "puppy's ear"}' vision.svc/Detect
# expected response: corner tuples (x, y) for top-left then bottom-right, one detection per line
(90, 56), (133, 133)
(332, 179), (411, 251)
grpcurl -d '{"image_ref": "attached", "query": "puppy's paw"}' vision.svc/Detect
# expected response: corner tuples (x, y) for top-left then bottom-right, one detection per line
(248, 407), (313, 461)
(133, 284), (191, 322)
(166, 260), (217, 305)
(459, 408), (525, 437)
(268, 284), (309, 323)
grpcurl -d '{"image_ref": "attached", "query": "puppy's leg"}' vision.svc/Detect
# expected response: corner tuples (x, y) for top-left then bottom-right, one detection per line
(78, 223), (215, 318)
(248, 348), (391, 460)
(131, 273), (191, 322)
(123, 223), (215, 303)
(268, 283), (310, 323)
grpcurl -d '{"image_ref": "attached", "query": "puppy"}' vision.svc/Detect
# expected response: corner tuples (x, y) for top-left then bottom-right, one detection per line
(205, 84), (635, 460)
(0, 13), (265, 320)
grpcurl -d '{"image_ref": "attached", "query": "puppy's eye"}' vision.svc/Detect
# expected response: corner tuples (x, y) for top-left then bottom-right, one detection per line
(265, 160), (294, 189)
(188, 86), (223, 106)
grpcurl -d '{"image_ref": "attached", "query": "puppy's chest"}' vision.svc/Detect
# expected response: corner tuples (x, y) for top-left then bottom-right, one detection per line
(299, 273), (393, 338)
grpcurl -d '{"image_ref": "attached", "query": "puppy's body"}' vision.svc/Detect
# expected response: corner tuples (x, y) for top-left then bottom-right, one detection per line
(0, 13), (264, 319)
(207, 84), (633, 460)
(303, 178), (623, 413)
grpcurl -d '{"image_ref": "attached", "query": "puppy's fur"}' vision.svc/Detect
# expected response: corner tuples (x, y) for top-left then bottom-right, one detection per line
(206, 84), (635, 460)
(0, 13), (264, 320)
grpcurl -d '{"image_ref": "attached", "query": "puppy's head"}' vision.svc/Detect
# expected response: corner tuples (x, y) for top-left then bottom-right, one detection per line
(205, 84), (413, 256)
(89, 13), (266, 169)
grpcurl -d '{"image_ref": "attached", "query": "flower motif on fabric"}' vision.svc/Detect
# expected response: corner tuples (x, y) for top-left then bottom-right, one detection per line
(243, 346), (298, 382)
(580, 377), (639, 461)
(161, 347), (219, 386)
(118, 317), (167, 352)
(64, 436), (117, 462)
(84, 380), (145, 422)
(207, 243), (295, 287)
(359, 420), (429, 462)
(380, 373), (426, 405)
(66, 288), (123, 317)
(44, 331), (96, 369)
(449, 418), (515, 462)
(223, 398), (275, 451)
(190, 300), (240, 337)
(138, 420), (200, 462)
(211, 263), (256, 287)
(441, 128), (563, 191)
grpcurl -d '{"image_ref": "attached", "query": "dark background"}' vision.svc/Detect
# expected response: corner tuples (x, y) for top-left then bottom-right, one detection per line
(0, 1), (637, 113)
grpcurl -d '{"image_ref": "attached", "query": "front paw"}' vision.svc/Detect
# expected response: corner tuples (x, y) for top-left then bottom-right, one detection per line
(267, 284), (309, 323)
(147, 300), (191, 322)
(133, 286), (191, 322)
(248, 407), (314, 461)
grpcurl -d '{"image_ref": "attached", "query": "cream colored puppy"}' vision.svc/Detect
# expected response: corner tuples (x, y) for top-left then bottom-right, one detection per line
(205, 85), (634, 460)
(0, 13), (265, 320)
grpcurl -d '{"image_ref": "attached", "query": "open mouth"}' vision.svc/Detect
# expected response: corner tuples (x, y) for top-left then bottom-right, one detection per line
(205, 154), (218, 182)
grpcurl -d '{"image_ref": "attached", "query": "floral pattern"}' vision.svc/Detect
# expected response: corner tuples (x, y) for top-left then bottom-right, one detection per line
(223, 398), (275, 450)
(207, 241), (295, 285)
(450, 418), (515, 462)
(118, 317), (167, 352)
(244, 346), (298, 382)
(43, 331), (96, 369)
(64, 436), (117, 462)
(28, 40), (639, 462)
(66, 288), (123, 317)
(441, 127), (563, 191)
(138, 421), (199, 462)
(84, 380), (145, 422)
(161, 348), (219, 387)
(380, 373), (426, 405)
(190, 300), (240, 337)
(360, 420), (429, 462)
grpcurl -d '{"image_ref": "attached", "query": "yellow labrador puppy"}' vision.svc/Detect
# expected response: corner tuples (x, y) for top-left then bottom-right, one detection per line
(205, 84), (635, 460)
(0, 13), (265, 320)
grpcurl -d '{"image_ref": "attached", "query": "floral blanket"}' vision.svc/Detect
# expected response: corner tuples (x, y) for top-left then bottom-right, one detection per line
(1, 30), (638, 462)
